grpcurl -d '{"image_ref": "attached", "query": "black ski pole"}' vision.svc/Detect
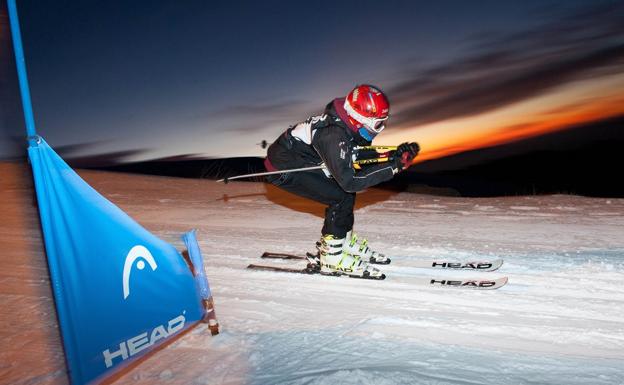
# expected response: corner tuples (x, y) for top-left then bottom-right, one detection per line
(217, 146), (398, 184)
(216, 165), (325, 184)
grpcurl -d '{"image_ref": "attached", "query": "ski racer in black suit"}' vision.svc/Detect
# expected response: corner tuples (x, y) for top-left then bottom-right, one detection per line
(265, 85), (419, 278)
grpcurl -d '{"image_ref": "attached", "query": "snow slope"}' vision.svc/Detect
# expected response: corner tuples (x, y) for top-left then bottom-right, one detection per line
(2, 163), (623, 385)
(112, 172), (624, 385)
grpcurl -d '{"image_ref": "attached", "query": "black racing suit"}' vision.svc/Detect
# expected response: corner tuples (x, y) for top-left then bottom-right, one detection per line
(265, 98), (395, 238)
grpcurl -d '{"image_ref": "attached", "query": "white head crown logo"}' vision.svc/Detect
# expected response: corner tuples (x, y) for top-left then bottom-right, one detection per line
(122, 245), (158, 299)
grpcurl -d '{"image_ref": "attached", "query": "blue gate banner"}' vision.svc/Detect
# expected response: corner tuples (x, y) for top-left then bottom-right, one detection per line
(28, 137), (206, 384)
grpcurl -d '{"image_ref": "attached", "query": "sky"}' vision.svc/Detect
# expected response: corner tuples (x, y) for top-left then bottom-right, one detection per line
(1, 0), (623, 164)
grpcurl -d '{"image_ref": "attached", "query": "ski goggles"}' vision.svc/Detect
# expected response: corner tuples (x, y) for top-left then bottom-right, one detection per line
(343, 99), (389, 133)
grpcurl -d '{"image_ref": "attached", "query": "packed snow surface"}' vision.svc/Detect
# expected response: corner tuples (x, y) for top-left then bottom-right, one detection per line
(120, 175), (624, 385)
(2, 165), (623, 385)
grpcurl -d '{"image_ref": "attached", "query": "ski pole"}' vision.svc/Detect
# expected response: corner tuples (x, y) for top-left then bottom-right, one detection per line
(353, 155), (391, 170)
(354, 146), (395, 161)
(216, 155), (394, 183)
(355, 145), (397, 152)
(216, 165), (325, 183)
(217, 145), (398, 183)
(354, 157), (390, 165)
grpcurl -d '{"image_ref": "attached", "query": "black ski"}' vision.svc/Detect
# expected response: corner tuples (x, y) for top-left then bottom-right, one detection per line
(247, 263), (385, 280)
(261, 252), (306, 260)
(261, 252), (503, 271)
(261, 251), (391, 265)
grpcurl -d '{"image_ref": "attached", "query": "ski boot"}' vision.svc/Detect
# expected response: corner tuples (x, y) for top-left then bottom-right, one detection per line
(342, 230), (391, 265)
(317, 234), (385, 279)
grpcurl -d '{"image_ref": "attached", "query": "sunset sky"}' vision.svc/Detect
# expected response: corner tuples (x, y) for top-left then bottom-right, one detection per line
(1, 0), (623, 163)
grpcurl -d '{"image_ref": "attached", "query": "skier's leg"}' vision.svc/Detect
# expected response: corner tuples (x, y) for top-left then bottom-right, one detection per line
(321, 190), (354, 239)
(267, 169), (354, 238)
(266, 171), (382, 277)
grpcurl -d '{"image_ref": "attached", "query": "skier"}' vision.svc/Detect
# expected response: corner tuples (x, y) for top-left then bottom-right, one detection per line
(264, 85), (419, 278)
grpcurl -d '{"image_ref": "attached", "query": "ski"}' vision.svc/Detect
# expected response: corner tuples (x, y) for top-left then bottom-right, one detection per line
(247, 263), (386, 280)
(261, 252), (503, 271)
(261, 251), (391, 265)
(427, 276), (507, 289)
(247, 263), (508, 289)
(261, 251), (306, 260)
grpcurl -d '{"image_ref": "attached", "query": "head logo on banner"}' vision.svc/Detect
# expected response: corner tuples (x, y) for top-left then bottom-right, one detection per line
(123, 245), (159, 300)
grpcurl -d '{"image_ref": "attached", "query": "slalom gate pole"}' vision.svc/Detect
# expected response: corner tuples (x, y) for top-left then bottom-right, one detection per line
(7, 0), (38, 146)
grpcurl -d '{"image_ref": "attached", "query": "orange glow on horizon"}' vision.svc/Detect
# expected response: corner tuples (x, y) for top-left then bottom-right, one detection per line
(414, 103), (624, 164)
(377, 75), (624, 165)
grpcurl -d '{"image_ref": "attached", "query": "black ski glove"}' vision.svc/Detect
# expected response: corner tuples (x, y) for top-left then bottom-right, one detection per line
(392, 142), (420, 173)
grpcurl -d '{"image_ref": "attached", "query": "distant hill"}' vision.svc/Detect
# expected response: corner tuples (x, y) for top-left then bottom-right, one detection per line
(94, 115), (624, 197)
(98, 156), (266, 181)
(393, 115), (624, 197)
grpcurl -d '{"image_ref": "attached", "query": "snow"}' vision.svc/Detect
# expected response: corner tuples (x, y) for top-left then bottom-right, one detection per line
(2, 163), (623, 385)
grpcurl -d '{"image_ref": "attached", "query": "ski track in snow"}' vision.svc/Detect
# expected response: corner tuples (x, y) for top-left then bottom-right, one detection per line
(9, 166), (620, 385)
(108, 179), (624, 385)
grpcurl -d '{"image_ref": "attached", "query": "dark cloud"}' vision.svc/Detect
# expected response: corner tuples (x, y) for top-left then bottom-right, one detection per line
(207, 100), (308, 119)
(41, 140), (150, 167)
(53, 141), (111, 157)
(205, 100), (322, 133)
(388, 2), (624, 128)
(147, 153), (208, 162)
(64, 148), (150, 168)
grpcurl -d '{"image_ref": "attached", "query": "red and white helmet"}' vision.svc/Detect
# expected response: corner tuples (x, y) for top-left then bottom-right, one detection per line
(344, 85), (390, 140)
